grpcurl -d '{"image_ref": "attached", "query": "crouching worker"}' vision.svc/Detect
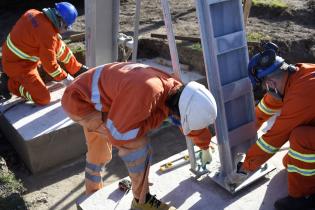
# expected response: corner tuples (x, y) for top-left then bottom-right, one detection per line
(0, 2), (88, 104)
(61, 62), (217, 210)
(237, 42), (315, 210)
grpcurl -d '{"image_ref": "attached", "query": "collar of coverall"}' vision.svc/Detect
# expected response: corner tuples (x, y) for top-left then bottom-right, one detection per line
(42, 8), (61, 30)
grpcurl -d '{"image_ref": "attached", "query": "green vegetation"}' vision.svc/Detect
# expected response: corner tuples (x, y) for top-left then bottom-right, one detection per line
(252, 0), (288, 9)
(0, 159), (27, 210)
(0, 170), (25, 196)
(247, 32), (271, 42)
(189, 42), (202, 52)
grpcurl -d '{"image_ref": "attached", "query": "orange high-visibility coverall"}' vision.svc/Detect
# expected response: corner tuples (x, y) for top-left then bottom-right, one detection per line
(61, 62), (212, 202)
(243, 63), (315, 198)
(2, 9), (82, 105)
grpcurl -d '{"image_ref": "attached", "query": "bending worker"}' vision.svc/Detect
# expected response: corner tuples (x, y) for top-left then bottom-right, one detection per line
(239, 42), (315, 210)
(0, 2), (88, 104)
(61, 62), (217, 210)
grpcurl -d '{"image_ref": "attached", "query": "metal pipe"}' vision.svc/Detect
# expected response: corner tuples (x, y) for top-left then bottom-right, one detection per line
(132, 0), (141, 62)
(160, 0), (196, 171)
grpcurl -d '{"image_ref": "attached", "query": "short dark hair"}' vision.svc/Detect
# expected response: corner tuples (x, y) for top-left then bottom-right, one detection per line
(165, 85), (185, 116)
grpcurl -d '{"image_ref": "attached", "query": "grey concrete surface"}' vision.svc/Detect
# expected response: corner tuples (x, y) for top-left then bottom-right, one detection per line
(0, 83), (86, 173)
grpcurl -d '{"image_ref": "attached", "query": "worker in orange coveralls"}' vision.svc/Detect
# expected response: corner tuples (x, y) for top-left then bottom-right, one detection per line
(61, 62), (217, 210)
(0, 2), (88, 105)
(237, 42), (315, 210)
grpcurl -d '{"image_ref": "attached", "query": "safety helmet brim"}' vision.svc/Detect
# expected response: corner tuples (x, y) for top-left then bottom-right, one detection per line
(179, 81), (217, 135)
(55, 2), (78, 29)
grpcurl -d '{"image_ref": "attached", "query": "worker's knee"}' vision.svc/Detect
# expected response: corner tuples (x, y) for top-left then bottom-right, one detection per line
(118, 141), (152, 174)
(33, 92), (51, 105)
(289, 127), (305, 145)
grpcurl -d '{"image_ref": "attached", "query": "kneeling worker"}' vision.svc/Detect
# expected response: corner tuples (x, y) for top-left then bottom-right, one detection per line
(61, 62), (217, 210)
(239, 43), (315, 210)
(0, 2), (88, 104)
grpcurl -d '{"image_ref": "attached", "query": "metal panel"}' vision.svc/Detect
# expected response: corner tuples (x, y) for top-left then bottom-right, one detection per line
(195, 0), (268, 192)
(228, 121), (256, 147)
(207, 0), (231, 5)
(215, 31), (246, 55)
(222, 77), (252, 102)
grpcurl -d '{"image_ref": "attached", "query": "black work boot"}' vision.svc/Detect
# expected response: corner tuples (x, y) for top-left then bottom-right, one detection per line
(0, 72), (11, 100)
(274, 195), (315, 210)
(73, 65), (89, 78)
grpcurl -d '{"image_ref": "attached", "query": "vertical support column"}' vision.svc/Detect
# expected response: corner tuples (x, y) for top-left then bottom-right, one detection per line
(85, 0), (119, 66)
(132, 0), (141, 62)
(160, 0), (197, 171)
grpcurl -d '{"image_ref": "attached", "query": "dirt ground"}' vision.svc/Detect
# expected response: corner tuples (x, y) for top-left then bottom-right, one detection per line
(1, 0), (315, 209)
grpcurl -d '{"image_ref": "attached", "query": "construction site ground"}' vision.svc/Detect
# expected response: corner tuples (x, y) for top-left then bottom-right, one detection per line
(0, 0), (315, 209)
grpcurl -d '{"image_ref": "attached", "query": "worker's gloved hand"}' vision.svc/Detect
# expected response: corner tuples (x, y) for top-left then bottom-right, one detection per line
(73, 65), (89, 78)
(200, 148), (212, 168)
(226, 153), (248, 185)
(62, 74), (74, 86)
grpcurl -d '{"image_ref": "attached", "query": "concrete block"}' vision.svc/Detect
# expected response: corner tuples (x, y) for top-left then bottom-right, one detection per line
(0, 82), (86, 173)
(77, 142), (288, 210)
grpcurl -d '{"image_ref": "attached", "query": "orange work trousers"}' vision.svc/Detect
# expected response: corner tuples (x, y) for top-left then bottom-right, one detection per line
(282, 126), (315, 197)
(6, 65), (51, 105)
(67, 111), (152, 203)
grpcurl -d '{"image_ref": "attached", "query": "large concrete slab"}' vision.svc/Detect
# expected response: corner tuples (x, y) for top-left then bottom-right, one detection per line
(78, 142), (288, 210)
(78, 116), (288, 210)
(0, 82), (86, 173)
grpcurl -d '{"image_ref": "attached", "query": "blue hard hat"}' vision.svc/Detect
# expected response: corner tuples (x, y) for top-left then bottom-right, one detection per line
(248, 49), (284, 87)
(55, 2), (78, 29)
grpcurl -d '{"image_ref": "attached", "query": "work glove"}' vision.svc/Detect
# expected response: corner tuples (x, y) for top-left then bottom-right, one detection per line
(226, 153), (248, 185)
(199, 148), (212, 168)
(62, 74), (74, 86)
(73, 65), (89, 78)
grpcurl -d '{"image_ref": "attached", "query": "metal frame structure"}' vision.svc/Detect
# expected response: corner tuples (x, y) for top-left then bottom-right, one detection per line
(160, 0), (200, 173)
(195, 0), (274, 192)
(86, 0), (273, 193)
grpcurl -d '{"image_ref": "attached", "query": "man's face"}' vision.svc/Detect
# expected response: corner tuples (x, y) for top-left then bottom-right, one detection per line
(58, 18), (68, 34)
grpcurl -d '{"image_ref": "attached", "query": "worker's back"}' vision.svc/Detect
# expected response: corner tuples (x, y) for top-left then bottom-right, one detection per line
(62, 62), (182, 143)
(244, 63), (315, 171)
(283, 63), (315, 125)
(2, 9), (56, 64)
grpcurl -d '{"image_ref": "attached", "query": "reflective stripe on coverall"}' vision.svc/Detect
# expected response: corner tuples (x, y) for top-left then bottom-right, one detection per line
(61, 62), (212, 202)
(243, 63), (315, 197)
(1, 9), (82, 105)
(255, 93), (283, 129)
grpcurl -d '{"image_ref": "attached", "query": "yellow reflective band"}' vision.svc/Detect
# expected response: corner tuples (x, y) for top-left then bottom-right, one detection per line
(258, 99), (278, 116)
(25, 92), (33, 102)
(288, 148), (315, 163)
(256, 137), (279, 154)
(19, 85), (25, 97)
(6, 34), (39, 62)
(49, 67), (62, 78)
(56, 42), (66, 59)
(62, 51), (73, 64)
(287, 164), (315, 176)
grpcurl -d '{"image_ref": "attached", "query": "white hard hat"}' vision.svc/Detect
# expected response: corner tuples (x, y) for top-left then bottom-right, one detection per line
(179, 81), (217, 135)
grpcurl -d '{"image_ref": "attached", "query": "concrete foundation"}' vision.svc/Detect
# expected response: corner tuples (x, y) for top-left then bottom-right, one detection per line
(0, 82), (86, 173)
(77, 114), (287, 210)
(77, 142), (288, 210)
